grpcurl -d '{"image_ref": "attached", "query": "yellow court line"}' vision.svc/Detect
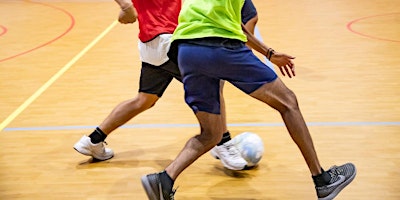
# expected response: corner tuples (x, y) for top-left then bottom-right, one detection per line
(0, 20), (118, 132)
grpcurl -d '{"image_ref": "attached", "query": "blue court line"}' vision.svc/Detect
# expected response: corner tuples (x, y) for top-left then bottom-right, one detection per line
(2, 121), (399, 132)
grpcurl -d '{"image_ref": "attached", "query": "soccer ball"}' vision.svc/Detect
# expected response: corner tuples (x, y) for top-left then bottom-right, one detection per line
(232, 132), (264, 167)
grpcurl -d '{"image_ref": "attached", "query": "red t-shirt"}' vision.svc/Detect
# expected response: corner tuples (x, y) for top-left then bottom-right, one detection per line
(132, 0), (181, 42)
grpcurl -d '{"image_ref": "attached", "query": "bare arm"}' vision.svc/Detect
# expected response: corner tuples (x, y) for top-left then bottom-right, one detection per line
(244, 16), (258, 35)
(114, 0), (137, 24)
(243, 16), (258, 50)
(241, 23), (296, 78)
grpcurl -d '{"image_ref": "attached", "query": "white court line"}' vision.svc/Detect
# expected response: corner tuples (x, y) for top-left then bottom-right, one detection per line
(0, 20), (118, 132)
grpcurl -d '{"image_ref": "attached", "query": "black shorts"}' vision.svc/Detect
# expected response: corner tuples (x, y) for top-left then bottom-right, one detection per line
(139, 60), (182, 97)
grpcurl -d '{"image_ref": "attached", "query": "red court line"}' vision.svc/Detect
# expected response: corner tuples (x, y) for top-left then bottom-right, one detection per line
(0, 25), (7, 37)
(347, 12), (400, 43)
(0, 1), (75, 63)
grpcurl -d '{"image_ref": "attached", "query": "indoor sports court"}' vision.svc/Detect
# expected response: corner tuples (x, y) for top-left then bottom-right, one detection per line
(1, 0), (399, 199)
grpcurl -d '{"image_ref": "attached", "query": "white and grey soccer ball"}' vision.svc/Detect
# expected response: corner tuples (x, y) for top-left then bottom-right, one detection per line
(232, 132), (264, 167)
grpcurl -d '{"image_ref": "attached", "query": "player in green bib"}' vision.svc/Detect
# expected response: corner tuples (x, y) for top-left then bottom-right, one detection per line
(141, 1), (356, 199)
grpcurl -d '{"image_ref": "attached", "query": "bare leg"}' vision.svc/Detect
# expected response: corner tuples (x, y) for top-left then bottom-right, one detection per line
(165, 111), (224, 180)
(99, 92), (159, 134)
(250, 78), (322, 175)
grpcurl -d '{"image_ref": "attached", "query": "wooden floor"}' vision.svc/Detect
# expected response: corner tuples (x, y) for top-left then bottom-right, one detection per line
(1, 0), (399, 199)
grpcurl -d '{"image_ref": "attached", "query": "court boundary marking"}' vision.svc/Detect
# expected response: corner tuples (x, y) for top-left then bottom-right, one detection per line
(3, 121), (400, 132)
(0, 25), (7, 37)
(0, 23), (267, 133)
(347, 12), (400, 43)
(0, 20), (118, 132)
(2, 9), (399, 132)
(0, 1), (76, 62)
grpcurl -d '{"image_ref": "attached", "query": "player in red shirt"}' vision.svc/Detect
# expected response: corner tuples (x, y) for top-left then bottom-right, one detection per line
(72, 0), (265, 170)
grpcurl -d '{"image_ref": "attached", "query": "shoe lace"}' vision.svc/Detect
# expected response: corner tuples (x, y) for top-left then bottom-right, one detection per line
(330, 165), (340, 172)
(223, 142), (241, 158)
(327, 166), (341, 184)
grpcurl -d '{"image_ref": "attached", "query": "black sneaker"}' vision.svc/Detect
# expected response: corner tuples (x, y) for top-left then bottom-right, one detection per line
(141, 172), (176, 200)
(316, 163), (357, 200)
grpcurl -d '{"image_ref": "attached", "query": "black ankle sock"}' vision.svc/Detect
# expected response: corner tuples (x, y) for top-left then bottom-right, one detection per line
(88, 127), (107, 144)
(312, 168), (332, 187)
(159, 171), (174, 191)
(217, 131), (231, 146)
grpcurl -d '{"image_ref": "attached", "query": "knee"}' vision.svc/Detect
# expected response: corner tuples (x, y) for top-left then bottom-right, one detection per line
(130, 94), (158, 111)
(280, 89), (299, 112)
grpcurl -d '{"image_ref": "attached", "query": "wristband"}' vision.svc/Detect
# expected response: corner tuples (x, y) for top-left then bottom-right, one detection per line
(268, 48), (275, 60)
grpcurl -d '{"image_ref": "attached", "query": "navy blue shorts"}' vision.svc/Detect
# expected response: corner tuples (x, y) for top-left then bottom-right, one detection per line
(241, 0), (258, 24)
(177, 40), (277, 114)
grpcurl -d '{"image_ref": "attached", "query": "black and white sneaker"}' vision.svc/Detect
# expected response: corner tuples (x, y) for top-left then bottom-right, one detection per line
(141, 171), (176, 200)
(316, 163), (356, 200)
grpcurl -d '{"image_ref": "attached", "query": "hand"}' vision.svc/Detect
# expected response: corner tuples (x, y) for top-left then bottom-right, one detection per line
(118, 5), (137, 24)
(270, 52), (296, 78)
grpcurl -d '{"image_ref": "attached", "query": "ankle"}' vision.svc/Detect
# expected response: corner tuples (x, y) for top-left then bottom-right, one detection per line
(312, 168), (331, 187)
(88, 127), (108, 144)
(217, 131), (231, 146)
(160, 171), (174, 190)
